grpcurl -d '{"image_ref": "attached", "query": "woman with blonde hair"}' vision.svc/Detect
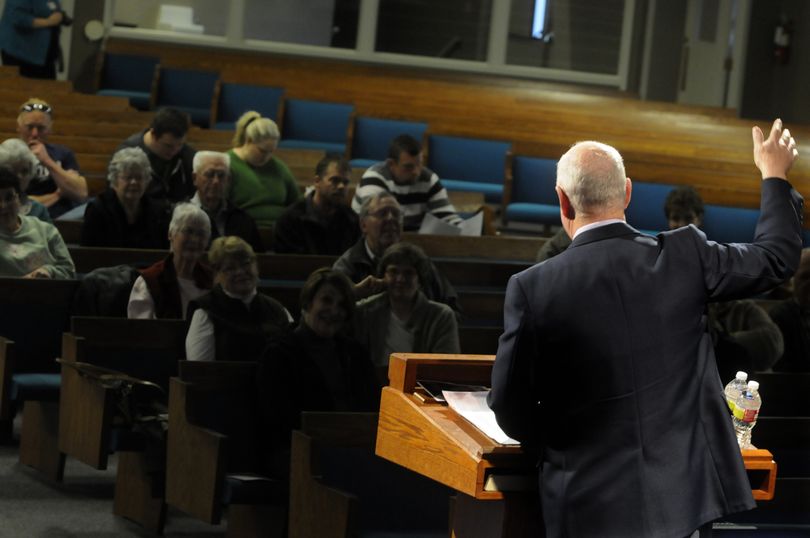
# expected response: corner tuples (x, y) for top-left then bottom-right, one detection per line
(228, 111), (300, 226)
(185, 235), (291, 362)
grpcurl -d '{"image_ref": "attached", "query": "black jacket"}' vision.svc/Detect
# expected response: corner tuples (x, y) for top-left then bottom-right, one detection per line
(80, 188), (171, 249)
(117, 130), (197, 202)
(273, 194), (359, 255)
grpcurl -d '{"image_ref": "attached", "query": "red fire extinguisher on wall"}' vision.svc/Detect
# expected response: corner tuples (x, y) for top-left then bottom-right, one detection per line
(774, 18), (792, 65)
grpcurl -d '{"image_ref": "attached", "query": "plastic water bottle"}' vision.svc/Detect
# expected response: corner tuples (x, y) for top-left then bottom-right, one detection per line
(733, 380), (762, 449)
(724, 371), (748, 414)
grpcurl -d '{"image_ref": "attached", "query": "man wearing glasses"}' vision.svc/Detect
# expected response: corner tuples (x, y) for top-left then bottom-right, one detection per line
(188, 150), (263, 253)
(16, 98), (87, 218)
(273, 155), (359, 255)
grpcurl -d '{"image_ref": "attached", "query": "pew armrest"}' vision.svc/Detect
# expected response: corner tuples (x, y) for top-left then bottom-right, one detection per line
(289, 430), (357, 538)
(165, 377), (228, 524)
(57, 362), (115, 469)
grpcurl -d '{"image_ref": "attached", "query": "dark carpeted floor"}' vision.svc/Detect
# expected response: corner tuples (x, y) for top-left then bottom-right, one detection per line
(0, 415), (224, 537)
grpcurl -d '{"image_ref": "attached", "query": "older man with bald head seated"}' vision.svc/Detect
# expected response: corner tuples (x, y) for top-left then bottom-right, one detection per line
(489, 120), (803, 538)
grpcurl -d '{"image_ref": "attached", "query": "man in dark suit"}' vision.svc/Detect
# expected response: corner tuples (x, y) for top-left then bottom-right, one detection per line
(488, 119), (803, 538)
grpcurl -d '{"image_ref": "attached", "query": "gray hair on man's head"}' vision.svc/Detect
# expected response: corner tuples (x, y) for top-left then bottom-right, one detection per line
(107, 147), (152, 186)
(358, 191), (401, 220)
(192, 150), (230, 173)
(169, 202), (211, 242)
(556, 141), (627, 213)
(0, 138), (38, 188)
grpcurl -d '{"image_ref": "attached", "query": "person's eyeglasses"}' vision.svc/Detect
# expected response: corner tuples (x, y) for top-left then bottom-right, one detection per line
(119, 174), (147, 184)
(20, 103), (52, 114)
(203, 169), (229, 180)
(220, 260), (255, 274)
(368, 207), (401, 219)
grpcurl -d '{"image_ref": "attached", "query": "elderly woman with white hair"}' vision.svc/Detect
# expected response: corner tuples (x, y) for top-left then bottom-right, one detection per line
(0, 138), (51, 223)
(228, 110), (300, 226)
(127, 203), (213, 319)
(81, 147), (171, 248)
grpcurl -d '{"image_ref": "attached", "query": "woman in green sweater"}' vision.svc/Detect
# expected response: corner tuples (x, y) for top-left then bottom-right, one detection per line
(227, 111), (300, 227)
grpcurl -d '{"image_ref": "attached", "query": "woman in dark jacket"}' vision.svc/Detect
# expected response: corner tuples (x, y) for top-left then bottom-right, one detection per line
(81, 147), (170, 249)
(256, 268), (380, 478)
(185, 235), (290, 362)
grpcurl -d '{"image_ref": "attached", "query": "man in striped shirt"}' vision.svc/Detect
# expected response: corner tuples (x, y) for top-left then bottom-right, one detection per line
(352, 134), (462, 231)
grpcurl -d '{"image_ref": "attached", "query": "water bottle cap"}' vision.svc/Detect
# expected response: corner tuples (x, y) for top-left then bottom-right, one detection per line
(747, 380), (759, 391)
(736, 371), (748, 381)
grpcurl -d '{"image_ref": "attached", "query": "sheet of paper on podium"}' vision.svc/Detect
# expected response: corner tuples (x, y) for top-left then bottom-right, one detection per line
(442, 390), (519, 445)
(418, 212), (483, 236)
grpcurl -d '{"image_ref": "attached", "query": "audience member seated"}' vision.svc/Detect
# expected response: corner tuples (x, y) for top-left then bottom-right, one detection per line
(16, 98), (88, 217)
(0, 166), (73, 278)
(188, 150), (264, 252)
(535, 228), (571, 263)
(256, 267), (380, 478)
(354, 242), (459, 371)
(334, 192), (459, 310)
(352, 134), (461, 231)
(273, 155), (359, 255)
(664, 185), (705, 229)
(0, 138), (50, 223)
(228, 111), (300, 227)
(186, 236), (291, 362)
(127, 203), (212, 319)
(80, 147), (171, 249)
(118, 107), (197, 202)
(770, 248), (810, 372)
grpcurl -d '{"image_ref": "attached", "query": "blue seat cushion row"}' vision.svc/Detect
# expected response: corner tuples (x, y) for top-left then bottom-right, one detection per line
(10, 373), (61, 401)
(213, 121), (236, 131)
(222, 474), (286, 505)
(351, 117), (428, 162)
(505, 203), (560, 226)
(349, 158), (379, 169)
(441, 179), (503, 204)
(702, 204), (760, 244)
(278, 139), (346, 154)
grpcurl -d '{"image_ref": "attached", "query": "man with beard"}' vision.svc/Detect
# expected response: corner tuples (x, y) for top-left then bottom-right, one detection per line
(189, 151), (263, 252)
(334, 191), (460, 312)
(273, 155), (359, 255)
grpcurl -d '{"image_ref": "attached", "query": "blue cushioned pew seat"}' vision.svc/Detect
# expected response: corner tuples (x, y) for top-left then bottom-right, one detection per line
(427, 135), (511, 204)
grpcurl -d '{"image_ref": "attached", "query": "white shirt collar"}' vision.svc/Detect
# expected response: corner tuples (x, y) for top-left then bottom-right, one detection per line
(572, 218), (626, 239)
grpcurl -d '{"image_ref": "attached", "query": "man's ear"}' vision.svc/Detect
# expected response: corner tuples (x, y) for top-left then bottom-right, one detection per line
(624, 177), (632, 209)
(556, 186), (575, 220)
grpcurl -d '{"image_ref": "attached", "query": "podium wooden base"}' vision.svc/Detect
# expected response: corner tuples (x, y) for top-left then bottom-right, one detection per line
(451, 492), (542, 538)
(742, 449), (776, 501)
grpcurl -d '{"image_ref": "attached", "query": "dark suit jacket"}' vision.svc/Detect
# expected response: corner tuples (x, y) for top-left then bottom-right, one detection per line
(489, 178), (804, 538)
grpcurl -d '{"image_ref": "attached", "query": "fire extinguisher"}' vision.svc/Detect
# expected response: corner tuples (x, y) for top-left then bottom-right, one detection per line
(774, 18), (792, 65)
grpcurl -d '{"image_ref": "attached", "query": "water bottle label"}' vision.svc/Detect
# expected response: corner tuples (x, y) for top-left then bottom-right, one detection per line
(733, 406), (758, 422)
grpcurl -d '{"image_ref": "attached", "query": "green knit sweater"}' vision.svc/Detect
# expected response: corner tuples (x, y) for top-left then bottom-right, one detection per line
(227, 149), (301, 227)
(0, 215), (75, 278)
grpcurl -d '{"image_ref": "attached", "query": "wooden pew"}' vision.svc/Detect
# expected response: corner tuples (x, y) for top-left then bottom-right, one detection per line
(289, 412), (452, 537)
(56, 317), (188, 533)
(166, 360), (286, 537)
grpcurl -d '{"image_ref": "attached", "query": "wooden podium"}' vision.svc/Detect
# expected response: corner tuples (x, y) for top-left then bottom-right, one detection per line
(376, 353), (777, 537)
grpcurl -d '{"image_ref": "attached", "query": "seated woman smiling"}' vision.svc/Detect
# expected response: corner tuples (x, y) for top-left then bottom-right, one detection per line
(127, 203), (212, 319)
(186, 236), (291, 362)
(0, 167), (73, 278)
(354, 242), (460, 373)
